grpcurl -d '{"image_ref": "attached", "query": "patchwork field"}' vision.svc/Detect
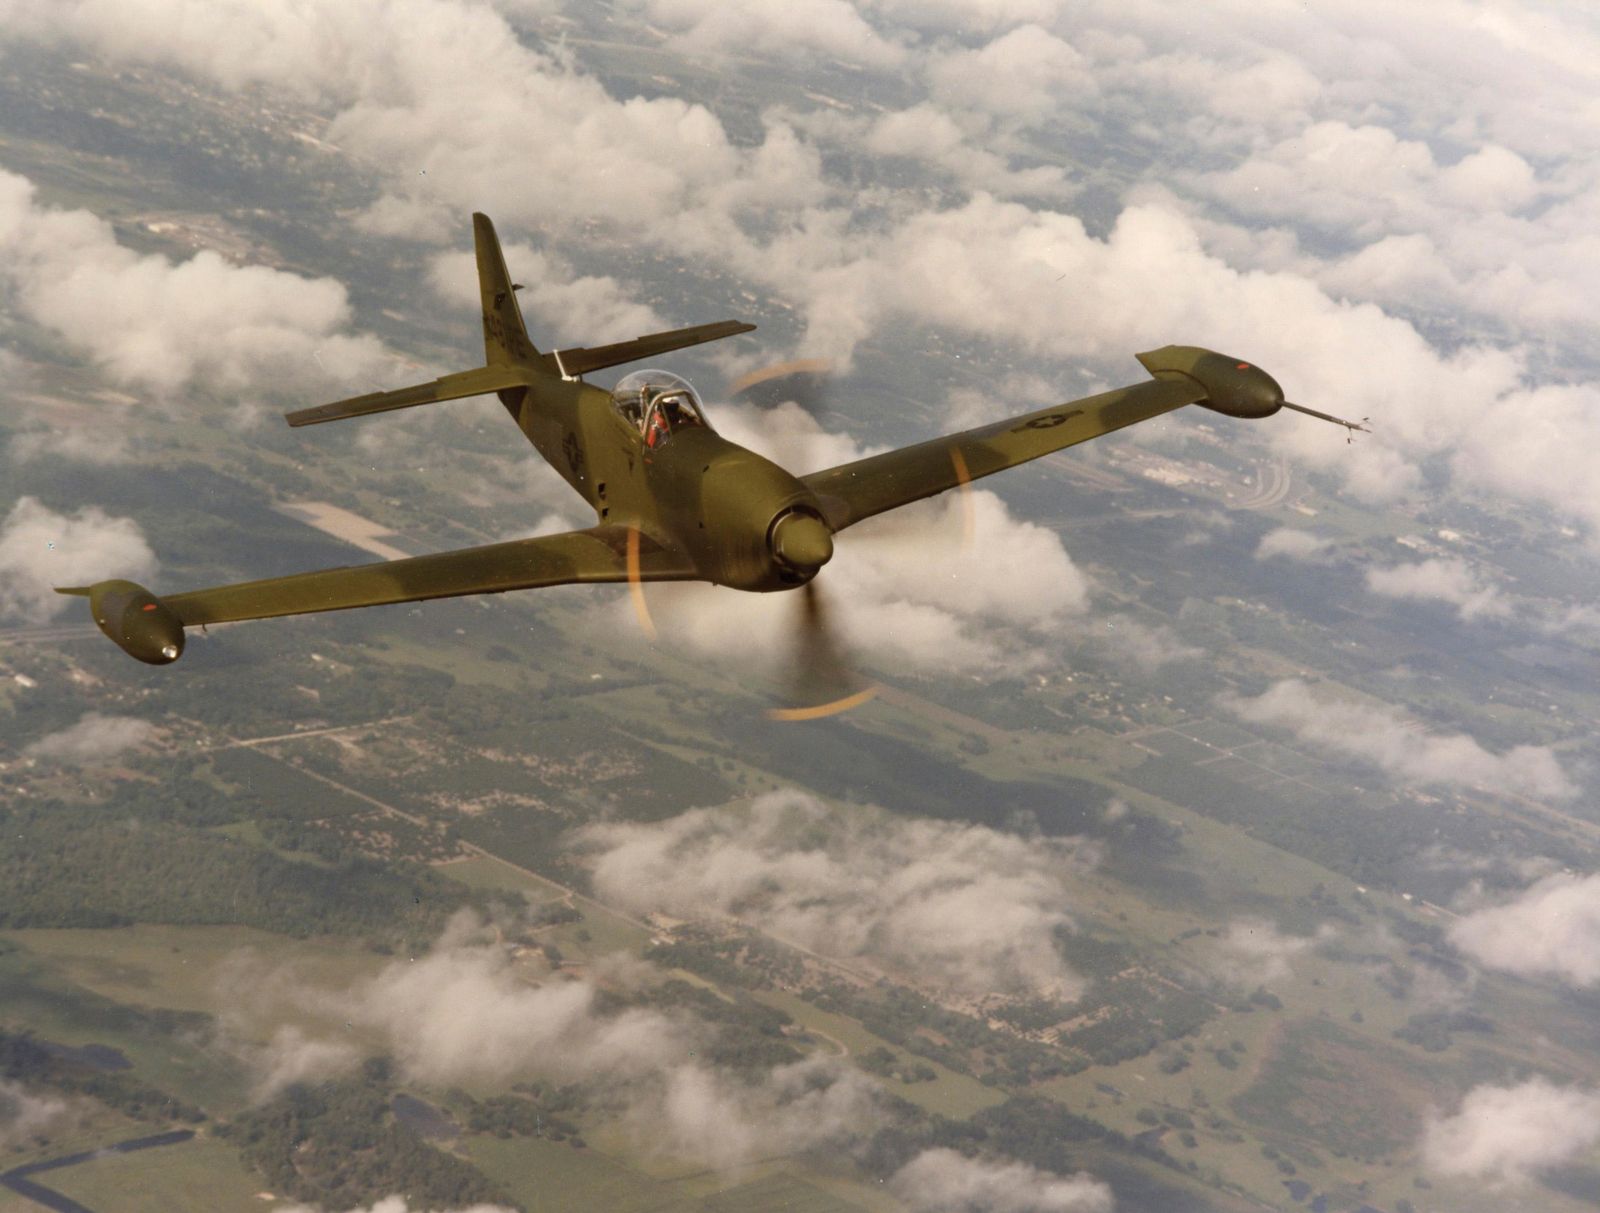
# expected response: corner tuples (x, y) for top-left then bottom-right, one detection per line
(37, 1135), (265, 1213)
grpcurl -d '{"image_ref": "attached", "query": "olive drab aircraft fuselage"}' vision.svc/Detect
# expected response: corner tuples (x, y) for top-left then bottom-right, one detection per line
(61, 213), (1364, 665)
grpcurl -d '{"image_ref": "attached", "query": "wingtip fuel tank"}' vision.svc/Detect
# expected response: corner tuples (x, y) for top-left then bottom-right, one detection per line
(1135, 345), (1284, 419)
(61, 580), (186, 664)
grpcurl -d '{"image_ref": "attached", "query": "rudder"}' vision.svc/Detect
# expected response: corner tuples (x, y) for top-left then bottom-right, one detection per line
(473, 213), (539, 367)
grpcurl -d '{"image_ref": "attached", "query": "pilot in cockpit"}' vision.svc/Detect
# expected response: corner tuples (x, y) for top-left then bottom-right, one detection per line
(645, 402), (671, 448)
(611, 370), (710, 450)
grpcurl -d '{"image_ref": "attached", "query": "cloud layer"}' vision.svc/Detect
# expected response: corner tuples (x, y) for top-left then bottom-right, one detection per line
(1423, 1078), (1600, 1186)
(578, 790), (1091, 999)
(1221, 678), (1573, 801)
(0, 496), (158, 623)
(11, 0), (1600, 548)
(1450, 872), (1600, 988)
(23, 712), (157, 764)
(1209, 918), (1315, 989)
(1255, 527), (1338, 565)
(275, 1200), (515, 1213)
(1365, 557), (1508, 622)
(0, 1079), (68, 1150)
(0, 168), (386, 397)
(226, 912), (878, 1169)
(891, 1148), (1113, 1213)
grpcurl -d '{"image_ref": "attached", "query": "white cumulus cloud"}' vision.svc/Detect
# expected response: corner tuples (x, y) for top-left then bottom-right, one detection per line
(24, 712), (157, 765)
(862, 0), (1067, 37)
(0, 1080), (69, 1150)
(8, 421), (135, 466)
(275, 1199), (515, 1213)
(1422, 1078), (1600, 1186)
(577, 790), (1092, 999)
(0, 0), (824, 245)
(1255, 527), (1338, 565)
(1086, 614), (1199, 672)
(622, 0), (906, 68)
(1450, 872), (1600, 988)
(0, 168), (386, 397)
(1210, 918), (1316, 989)
(247, 1025), (362, 1101)
(227, 912), (878, 1169)
(1220, 678), (1573, 801)
(891, 1148), (1113, 1213)
(1365, 557), (1508, 622)
(925, 25), (1098, 121)
(13, 0), (1600, 555)
(0, 496), (158, 623)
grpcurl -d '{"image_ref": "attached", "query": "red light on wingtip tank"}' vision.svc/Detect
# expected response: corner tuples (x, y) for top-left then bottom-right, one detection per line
(1236, 362), (1251, 370)
(142, 603), (158, 611)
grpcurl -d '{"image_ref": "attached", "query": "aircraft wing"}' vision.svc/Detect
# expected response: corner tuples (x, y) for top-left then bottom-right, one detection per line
(801, 377), (1207, 533)
(158, 525), (696, 626)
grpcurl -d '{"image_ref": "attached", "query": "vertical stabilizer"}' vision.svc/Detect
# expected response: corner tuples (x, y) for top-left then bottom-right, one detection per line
(473, 213), (539, 367)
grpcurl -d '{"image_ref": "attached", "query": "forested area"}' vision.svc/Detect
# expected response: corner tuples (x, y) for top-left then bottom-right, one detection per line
(863, 1091), (1210, 1210)
(644, 927), (804, 990)
(807, 982), (1082, 1086)
(857, 1046), (937, 1084)
(457, 1084), (585, 1144)
(221, 1059), (515, 1211)
(0, 800), (509, 946)
(631, 979), (804, 1074)
(1055, 974), (1218, 1067)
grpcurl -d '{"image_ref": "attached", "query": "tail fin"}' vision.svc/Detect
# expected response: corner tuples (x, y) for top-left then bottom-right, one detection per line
(474, 213), (539, 367)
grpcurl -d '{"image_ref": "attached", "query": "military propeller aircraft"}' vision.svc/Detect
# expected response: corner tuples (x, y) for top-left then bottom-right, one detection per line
(61, 214), (1365, 713)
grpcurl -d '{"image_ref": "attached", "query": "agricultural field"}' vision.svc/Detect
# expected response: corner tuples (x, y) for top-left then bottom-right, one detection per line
(37, 1135), (265, 1213)
(6, 556), (1600, 1212)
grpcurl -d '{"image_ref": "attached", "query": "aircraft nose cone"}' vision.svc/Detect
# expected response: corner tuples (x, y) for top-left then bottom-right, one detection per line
(771, 511), (834, 571)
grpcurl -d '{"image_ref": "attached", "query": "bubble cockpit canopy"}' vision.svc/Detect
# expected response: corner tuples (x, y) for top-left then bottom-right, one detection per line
(611, 369), (711, 449)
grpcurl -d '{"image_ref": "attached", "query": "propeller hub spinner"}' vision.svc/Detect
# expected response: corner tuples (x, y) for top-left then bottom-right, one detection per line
(770, 510), (834, 573)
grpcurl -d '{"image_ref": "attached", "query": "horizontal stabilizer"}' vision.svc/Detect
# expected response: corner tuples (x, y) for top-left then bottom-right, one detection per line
(285, 364), (536, 428)
(552, 320), (755, 379)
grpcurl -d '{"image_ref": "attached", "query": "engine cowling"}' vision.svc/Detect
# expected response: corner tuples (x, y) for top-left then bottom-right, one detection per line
(86, 580), (185, 664)
(1135, 345), (1284, 419)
